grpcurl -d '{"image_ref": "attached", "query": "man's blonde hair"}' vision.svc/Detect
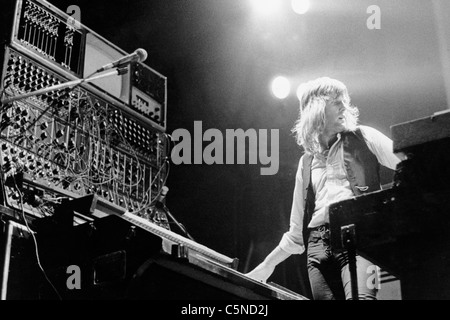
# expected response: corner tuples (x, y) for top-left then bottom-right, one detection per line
(291, 77), (359, 155)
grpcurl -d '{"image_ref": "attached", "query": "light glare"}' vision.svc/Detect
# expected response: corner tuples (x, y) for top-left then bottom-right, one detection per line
(271, 76), (291, 99)
(291, 0), (310, 15)
(250, 0), (281, 16)
(296, 84), (306, 101)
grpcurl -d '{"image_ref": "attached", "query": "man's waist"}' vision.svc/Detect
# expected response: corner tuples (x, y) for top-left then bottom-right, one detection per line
(309, 224), (329, 232)
(308, 224), (330, 241)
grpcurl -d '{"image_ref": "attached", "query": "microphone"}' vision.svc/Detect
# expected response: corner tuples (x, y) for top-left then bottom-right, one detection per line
(155, 186), (169, 209)
(96, 48), (148, 72)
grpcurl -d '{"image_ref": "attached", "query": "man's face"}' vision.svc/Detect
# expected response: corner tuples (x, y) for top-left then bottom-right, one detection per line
(323, 95), (347, 136)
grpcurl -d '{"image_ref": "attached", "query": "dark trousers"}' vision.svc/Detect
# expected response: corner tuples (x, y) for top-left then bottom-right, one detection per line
(306, 227), (378, 300)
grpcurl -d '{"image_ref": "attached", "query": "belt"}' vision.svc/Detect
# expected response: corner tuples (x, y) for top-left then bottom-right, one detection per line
(309, 224), (329, 232)
(308, 224), (330, 241)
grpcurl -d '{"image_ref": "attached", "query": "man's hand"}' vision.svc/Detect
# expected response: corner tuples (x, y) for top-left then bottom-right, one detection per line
(245, 262), (275, 283)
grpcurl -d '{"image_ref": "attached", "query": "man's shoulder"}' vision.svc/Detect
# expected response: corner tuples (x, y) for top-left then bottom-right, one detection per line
(342, 125), (383, 147)
(300, 152), (313, 164)
(296, 152), (313, 175)
(356, 124), (380, 134)
(353, 125), (386, 140)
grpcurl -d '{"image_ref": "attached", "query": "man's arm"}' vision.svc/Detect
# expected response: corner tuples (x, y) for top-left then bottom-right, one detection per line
(245, 246), (292, 282)
(246, 156), (307, 281)
(359, 125), (405, 170)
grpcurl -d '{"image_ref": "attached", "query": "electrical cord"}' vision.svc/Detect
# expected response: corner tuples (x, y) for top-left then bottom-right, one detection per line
(12, 178), (62, 300)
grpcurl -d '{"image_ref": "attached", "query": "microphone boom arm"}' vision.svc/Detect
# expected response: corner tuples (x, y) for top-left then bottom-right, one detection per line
(1, 68), (127, 105)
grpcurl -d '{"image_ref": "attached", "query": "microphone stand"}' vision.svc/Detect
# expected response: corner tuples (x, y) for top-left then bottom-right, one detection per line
(1, 67), (128, 105)
(162, 204), (196, 242)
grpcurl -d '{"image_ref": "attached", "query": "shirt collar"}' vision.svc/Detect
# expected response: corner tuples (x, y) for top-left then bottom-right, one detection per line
(316, 133), (342, 160)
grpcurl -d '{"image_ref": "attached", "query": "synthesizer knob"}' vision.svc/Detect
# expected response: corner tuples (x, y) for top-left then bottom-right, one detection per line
(70, 108), (79, 120)
(78, 144), (85, 155)
(55, 129), (64, 138)
(10, 192), (20, 200)
(40, 122), (48, 130)
(52, 139), (59, 147)
(68, 139), (75, 150)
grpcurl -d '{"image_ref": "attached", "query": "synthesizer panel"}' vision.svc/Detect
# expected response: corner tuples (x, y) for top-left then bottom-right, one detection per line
(0, 0), (169, 222)
(12, 0), (85, 77)
(6, 0), (167, 132)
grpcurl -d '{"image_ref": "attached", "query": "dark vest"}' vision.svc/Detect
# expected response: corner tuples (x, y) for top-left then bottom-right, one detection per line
(301, 128), (381, 240)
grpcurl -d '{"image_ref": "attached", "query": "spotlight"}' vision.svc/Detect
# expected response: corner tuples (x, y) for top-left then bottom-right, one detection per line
(291, 0), (310, 15)
(271, 76), (291, 99)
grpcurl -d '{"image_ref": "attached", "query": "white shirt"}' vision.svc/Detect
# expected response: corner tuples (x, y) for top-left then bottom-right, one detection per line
(278, 125), (402, 255)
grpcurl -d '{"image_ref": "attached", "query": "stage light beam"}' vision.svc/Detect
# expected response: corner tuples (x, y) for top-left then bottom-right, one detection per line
(250, 0), (281, 16)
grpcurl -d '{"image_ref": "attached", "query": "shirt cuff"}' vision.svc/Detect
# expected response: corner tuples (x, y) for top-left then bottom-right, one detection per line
(279, 233), (305, 255)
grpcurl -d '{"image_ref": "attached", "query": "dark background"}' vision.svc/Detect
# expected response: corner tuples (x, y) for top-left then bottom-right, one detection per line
(31, 0), (450, 297)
